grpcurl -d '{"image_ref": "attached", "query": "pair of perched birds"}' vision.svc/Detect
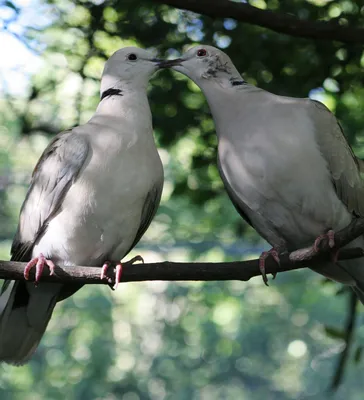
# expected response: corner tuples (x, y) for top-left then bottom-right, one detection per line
(1, 44), (364, 365)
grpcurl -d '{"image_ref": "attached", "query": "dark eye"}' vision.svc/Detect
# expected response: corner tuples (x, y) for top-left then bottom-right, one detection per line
(197, 49), (207, 57)
(128, 53), (138, 61)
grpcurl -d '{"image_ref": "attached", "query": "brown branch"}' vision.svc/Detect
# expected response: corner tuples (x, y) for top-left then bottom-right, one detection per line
(0, 248), (361, 284)
(151, 0), (364, 44)
(1, 218), (364, 286)
(330, 290), (358, 391)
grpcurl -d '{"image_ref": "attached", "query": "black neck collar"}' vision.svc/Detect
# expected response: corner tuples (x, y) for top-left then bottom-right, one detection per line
(231, 80), (246, 87)
(100, 88), (123, 101)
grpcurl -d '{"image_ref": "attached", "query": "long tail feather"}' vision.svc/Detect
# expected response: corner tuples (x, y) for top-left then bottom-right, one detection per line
(0, 280), (61, 365)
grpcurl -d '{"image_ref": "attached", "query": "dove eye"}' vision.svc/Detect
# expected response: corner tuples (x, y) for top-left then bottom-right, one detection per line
(197, 49), (207, 57)
(127, 53), (138, 61)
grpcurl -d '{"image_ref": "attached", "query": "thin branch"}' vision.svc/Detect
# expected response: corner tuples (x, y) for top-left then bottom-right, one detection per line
(3, 28), (42, 55)
(1, 218), (364, 285)
(330, 291), (358, 391)
(151, 0), (364, 44)
(0, 248), (362, 285)
(286, 217), (364, 262)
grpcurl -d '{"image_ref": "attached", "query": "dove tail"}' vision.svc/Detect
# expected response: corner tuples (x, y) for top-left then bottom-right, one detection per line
(0, 280), (60, 365)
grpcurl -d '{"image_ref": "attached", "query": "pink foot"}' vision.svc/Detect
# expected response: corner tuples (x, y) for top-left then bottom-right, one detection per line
(114, 263), (122, 290)
(24, 253), (55, 283)
(100, 255), (144, 290)
(100, 262), (111, 281)
(314, 229), (335, 252)
(313, 229), (338, 262)
(259, 248), (280, 286)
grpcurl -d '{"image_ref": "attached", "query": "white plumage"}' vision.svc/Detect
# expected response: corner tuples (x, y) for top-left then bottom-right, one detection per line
(162, 45), (364, 301)
(0, 47), (164, 364)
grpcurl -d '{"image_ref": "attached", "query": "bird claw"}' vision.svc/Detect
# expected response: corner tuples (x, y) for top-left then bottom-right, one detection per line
(100, 262), (111, 281)
(313, 229), (335, 252)
(114, 263), (122, 290)
(24, 253), (55, 284)
(259, 248), (280, 286)
(313, 229), (338, 262)
(100, 255), (144, 289)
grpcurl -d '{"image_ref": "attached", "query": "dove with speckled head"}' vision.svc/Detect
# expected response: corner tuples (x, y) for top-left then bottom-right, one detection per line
(160, 45), (364, 302)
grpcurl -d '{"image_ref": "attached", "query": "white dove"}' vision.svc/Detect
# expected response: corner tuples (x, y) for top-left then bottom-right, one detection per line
(0, 47), (164, 364)
(161, 45), (364, 303)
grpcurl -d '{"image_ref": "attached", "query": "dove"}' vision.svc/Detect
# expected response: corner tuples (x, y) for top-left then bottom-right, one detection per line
(160, 45), (364, 303)
(0, 47), (164, 364)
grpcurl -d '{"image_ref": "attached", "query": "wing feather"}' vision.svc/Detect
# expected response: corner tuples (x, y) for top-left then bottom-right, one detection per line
(310, 100), (364, 216)
(11, 130), (90, 261)
(124, 182), (163, 256)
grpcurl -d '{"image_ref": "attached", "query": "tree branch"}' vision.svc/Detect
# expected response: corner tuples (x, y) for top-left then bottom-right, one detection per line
(151, 0), (364, 44)
(330, 290), (358, 391)
(1, 218), (364, 286)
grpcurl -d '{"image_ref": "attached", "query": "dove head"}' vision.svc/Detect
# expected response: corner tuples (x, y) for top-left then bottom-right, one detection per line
(160, 45), (244, 89)
(100, 47), (160, 95)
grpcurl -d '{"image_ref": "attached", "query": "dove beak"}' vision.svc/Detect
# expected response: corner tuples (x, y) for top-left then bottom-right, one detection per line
(157, 58), (183, 69)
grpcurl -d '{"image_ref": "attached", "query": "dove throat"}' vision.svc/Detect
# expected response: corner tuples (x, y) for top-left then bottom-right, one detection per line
(201, 84), (261, 140)
(93, 86), (151, 121)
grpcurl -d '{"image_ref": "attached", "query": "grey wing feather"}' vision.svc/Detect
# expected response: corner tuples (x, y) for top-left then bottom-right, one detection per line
(125, 182), (163, 256)
(217, 157), (253, 227)
(0, 130), (89, 364)
(11, 129), (90, 261)
(217, 155), (287, 248)
(310, 100), (364, 216)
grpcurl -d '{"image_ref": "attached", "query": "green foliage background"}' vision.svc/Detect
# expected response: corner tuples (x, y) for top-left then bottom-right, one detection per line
(1, 0), (364, 398)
